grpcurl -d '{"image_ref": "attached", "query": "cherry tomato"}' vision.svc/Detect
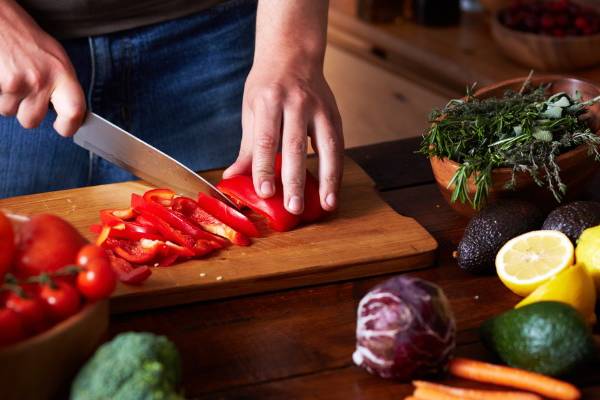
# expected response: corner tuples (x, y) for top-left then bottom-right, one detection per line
(5, 289), (48, 335)
(77, 258), (117, 301)
(0, 212), (15, 281)
(76, 244), (107, 268)
(39, 282), (81, 322)
(0, 308), (25, 347)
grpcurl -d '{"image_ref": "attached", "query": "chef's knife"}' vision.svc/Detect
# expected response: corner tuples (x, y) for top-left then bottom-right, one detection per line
(73, 112), (238, 209)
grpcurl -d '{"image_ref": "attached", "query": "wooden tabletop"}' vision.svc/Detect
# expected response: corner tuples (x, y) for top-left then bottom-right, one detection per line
(104, 138), (600, 399)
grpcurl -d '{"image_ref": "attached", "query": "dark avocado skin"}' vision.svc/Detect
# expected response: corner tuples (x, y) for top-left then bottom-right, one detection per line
(480, 302), (595, 376)
(457, 200), (544, 274)
(542, 201), (600, 243)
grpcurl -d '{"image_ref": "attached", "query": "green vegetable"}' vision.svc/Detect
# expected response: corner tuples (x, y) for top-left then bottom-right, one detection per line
(70, 332), (183, 400)
(420, 81), (600, 209)
(480, 302), (595, 376)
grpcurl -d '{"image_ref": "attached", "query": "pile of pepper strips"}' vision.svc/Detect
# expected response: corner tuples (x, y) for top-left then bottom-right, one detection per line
(91, 157), (328, 285)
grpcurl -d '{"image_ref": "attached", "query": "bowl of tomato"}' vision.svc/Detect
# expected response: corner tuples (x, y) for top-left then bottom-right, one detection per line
(0, 211), (117, 400)
(491, 0), (600, 71)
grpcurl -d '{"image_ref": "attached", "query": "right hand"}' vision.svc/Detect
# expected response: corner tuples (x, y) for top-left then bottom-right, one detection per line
(0, 0), (86, 136)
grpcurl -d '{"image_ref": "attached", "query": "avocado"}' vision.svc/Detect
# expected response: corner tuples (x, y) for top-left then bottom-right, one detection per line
(456, 200), (543, 274)
(480, 302), (595, 376)
(542, 201), (600, 243)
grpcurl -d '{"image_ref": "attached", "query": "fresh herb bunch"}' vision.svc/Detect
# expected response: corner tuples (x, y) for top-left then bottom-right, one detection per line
(420, 83), (600, 209)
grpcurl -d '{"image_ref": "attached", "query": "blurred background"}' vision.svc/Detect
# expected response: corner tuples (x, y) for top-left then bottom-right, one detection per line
(325, 0), (600, 147)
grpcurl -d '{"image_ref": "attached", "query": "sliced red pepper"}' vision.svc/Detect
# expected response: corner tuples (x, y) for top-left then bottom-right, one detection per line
(217, 176), (300, 232)
(106, 250), (152, 285)
(172, 197), (250, 246)
(132, 193), (227, 246)
(100, 208), (136, 227)
(196, 193), (260, 238)
(105, 238), (164, 265)
(143, 188), (176, 206)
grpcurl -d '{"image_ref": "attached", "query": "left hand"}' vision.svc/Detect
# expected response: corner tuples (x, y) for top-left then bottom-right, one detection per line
(224, 61), (343, 216)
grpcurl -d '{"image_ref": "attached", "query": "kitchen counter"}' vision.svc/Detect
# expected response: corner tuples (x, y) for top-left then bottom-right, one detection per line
(328, 10), (600, 97)
(101, 138), (600, 399)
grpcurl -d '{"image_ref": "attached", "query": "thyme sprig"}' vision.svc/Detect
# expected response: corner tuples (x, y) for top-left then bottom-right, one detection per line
(420, 84), (600, 209)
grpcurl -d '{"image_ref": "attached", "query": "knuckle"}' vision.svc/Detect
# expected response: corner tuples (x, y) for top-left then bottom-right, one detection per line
(285, 135), (307, 155)
(255, 134), (277, 152)
(26, 70), (47, 91)
(2, 74), (25, 94)
(60, 101), (86, 121)
(283, 175), (305, 189)
(287, 88), (311, 109)
(323, 174), (340, 188)
(260, 84), (285, 105)
(254, 165), (275, 180)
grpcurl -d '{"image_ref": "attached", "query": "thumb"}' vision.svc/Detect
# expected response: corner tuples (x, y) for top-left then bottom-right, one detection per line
(50, 75), (86, 137)
(223, 151), (252, 178)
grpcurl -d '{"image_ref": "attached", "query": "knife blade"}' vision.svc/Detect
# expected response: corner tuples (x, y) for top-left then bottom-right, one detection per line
(73, 112), (238, 209)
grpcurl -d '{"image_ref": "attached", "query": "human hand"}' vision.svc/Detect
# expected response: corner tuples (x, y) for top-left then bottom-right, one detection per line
(224, 61), (343, 216)
(0, 0), (86, 136)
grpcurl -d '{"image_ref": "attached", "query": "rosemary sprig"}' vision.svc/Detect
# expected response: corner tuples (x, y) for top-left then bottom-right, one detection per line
(420, 84), (600, 209)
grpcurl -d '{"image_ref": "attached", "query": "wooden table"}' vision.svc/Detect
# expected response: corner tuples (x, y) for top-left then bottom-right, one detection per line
(106, 138), (600, 399)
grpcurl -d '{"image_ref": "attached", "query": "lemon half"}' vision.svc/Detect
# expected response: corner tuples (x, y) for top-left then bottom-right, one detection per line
(496, 230), (574, 296)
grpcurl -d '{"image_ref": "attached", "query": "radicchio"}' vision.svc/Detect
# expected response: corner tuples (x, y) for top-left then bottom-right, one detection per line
(353, 276), (456, 380)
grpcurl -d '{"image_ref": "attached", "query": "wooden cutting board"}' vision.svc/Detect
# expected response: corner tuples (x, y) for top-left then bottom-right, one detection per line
(0, 157), (437, 313)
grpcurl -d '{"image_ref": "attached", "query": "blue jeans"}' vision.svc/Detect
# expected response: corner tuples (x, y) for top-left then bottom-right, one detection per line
(0, 0), (256, 198)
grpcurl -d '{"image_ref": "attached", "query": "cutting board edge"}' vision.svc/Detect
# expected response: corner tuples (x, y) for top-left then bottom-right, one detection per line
(110, 249), (437, 314)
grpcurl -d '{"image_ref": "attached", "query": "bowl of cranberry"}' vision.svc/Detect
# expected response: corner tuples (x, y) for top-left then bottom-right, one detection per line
(491, 0), (600, 71)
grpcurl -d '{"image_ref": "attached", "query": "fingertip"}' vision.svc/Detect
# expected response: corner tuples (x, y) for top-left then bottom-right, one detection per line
(322, 192), (337, 211)
(258, 180), (275, 198)
(286, 195), (304, 215)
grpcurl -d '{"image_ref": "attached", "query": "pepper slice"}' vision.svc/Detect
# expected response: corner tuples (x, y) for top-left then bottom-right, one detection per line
(106, 251), (152, 285)
(133, 192), (227, 246)
(196, 193), (260, 238)
(217, 176), (300, 232)
(172, 197), (250, 246)
(99, 208), (137, 227)
(104, 238), (164, 265)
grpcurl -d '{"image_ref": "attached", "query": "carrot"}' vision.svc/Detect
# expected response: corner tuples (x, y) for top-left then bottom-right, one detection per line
(448, 358), (581, 400)
(413, 386), (466, 400)
(413, 381), (542, 400)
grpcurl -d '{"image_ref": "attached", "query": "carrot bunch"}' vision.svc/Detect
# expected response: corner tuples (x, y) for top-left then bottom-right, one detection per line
(404, 358), (581, 400)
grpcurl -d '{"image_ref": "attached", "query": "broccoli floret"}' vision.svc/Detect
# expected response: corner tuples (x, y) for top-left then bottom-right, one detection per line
(70, 332), (183, 400)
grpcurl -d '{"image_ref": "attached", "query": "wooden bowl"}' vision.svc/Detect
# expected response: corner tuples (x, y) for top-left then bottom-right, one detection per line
(479, 0), (512, 13)
(491, 12), (600, 71)
(430, 75), (600, 218)
(0, 301), (109, 400)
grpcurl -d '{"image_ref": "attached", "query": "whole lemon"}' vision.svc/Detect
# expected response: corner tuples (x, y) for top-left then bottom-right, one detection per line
(576, 225), (600, 295)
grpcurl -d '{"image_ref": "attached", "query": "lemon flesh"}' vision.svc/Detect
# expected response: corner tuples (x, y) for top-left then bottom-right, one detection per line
(516, 264), (597, 325)
(496, 230), (574, 296)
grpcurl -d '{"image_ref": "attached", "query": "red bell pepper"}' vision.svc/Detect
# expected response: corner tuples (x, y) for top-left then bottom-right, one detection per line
(106, 250), (152, 285)
(172, 197), (250, 246)
(196, 193), (260, 238)
(217, 176), (300, 232)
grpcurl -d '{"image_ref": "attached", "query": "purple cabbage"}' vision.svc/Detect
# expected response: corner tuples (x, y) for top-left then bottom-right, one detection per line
(353, 276), (456, 380)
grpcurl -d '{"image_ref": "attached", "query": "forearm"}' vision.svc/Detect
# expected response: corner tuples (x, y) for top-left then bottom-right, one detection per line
(254, 0), (329, 70)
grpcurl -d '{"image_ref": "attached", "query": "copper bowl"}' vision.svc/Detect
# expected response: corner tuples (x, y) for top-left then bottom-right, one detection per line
(430, 76), (600, 218)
